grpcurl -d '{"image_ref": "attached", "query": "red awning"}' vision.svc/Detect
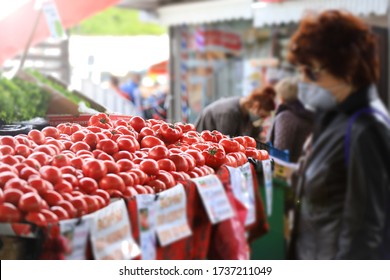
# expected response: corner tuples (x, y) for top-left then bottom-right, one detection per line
(0, 0), (120, 65)
(148, 60), (168, 75)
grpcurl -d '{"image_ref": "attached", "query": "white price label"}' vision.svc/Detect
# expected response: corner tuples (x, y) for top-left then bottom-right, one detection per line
(191, 174), (234, 224)
(42, 0), (66, 40)
(262, 159), (273, 216)
(155, 184), (192, 247)
(90, 199), (140, 260)
(136, 194), (157, 260)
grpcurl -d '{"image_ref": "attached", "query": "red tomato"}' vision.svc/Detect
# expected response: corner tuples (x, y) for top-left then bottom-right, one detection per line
(169, 154), (189, 172)
(225, 155), (238, 167)
(40, 166), (62, 185)
(133, 185), (149, 195)
(202, 147), (226, 169)
(42, 190), (63, 206)
(185, 149), (205, 166)
(60, 166), (77, 176)
(116, 137), (138, 153)
(148, 179), (166, 193)
(92, 195), (106, 209)
(95, 151), (114, 161)
(88, 113), (113, 129)
(175, 122), (196, 133)
(103, 160), (120, 174)
(45, 139), (66, 152)
(25, 212), (47, 227)
(70, 142), (91, 153)
(148, 145), (169, 161)
(92, 189), (110, 205)
(129, 116), (147, 132)
(83, 133), (99, 149)
(57, 122), (81, 135)
(33, 145), (56, 157)
(42, 126), (60, 139)
(245, 147), (262, 161)
(4, 188), (24, 206)
(28, 129), (45, 145)
(138, 127), (155, 141)
(116, 159), (135, 172)
(54, 180), (74, 193)
(86, 126), (103, 133)
(159, 123), (183, 144)
(70, 196), (88, 217)
(40, 209), (59, 224)
(19, 167), (39, 180)
(113, 151), (133, 161)
(106, 189), (124, 198)
(51, 154), (71, 168)
(18, 192), (42, 212)
(0, 145), (15, 155)
(62, 174), (79, 187)
(259, 149), (269, 160)
(181, 133), (202, 145)
(0, 171), (18, 188)
(14, 144), (32, 158)
(70, 157), (84, 170)
(0, 202), (22, 223)
(180, 153), (196, 171)
(219, 138), (241, 153)
(28, 177), (54, 195)
(0, 136), (18, 148)
(139, 159), (160, 176)
(83, 196), (100, 214)
(118, 172), (134, 187)
(123, 186), (138, 198)
(99, 174), (125, 193)
(82, 159), (107, 180)
(28, 151), (49, 166)
(50, 206), (69, 220)
(57, 200), (77, 218)
(78, 177), (98, 194)
(201, 130), (223, 143)
(157, 158), (176, 172)
(141, 136), (165, 149)
(170, 171), (186, 182)
(0, 155), (19, 166)
(244, 136), (257, 148)
(128, 169), (147, 185)
(156, 171), (176, 188)
(96, 139), (119, 155)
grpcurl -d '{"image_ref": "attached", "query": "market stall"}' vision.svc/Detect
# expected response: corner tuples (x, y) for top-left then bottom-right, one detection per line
(0, 112), (279, 260)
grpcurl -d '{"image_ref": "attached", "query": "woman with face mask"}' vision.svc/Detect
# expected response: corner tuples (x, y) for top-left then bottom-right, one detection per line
(288, 10), (390, 260)
(195, 86), (276, 140)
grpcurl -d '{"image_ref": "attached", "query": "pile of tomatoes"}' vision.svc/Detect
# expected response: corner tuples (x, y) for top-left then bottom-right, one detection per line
(0, 113), (268, 227)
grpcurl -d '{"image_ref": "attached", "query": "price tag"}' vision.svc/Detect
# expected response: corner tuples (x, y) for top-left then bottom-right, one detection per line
(136, 194), (157, 260)
(155, 184), (192, 247)
(227, 164), (256, 226)
(191, 174), (234, 224)
(60, 216), (93, 260)
(41, 0), (67, 40)
(262, 159), (273, 216)
(90, 199), (140, 260)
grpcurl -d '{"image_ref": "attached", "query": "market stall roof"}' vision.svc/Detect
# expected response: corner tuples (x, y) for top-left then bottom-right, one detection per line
(157, 0), (253, 26)
(0, 0), (120, 65)
(253, 0), (389, 27)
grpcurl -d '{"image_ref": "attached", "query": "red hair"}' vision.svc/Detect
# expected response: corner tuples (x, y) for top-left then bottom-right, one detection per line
(248, 85), (276, 111)
(288, 10), (379, 89)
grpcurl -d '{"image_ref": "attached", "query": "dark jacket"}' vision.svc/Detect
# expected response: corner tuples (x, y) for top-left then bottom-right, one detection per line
(268, 100), (314, 162)
(194, 96), (261, 138)
(289, 85), (390, 259)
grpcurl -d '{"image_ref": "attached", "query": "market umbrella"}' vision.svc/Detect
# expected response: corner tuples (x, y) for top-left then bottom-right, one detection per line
(0, 0), (120, 66)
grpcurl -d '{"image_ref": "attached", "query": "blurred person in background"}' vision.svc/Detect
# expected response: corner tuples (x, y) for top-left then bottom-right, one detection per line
(267, 76), (314, 162)
(288, 10), (390, 259)
(121, 72), (144, 117)
(195, 86), (276, 140)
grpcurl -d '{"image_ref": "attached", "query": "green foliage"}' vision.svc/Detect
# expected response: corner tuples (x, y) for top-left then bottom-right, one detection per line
(27, 70), (90, 107)
(70, 8), (166, 36)
(0, 78), (50, 124)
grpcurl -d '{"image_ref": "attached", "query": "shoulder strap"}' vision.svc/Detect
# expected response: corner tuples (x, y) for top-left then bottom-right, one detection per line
(344, 107), (390, 167)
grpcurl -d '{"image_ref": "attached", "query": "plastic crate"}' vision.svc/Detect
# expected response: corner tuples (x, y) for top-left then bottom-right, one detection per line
(256, 141), (290, 162)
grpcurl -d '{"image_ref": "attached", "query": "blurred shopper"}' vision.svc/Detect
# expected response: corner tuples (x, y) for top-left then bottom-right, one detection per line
(195, 86), (276, 140)
(267, 77), (314, 162)
(121, 72), (144, 117)
(109, 76), (130, 100)
(288, 10), (390, 259)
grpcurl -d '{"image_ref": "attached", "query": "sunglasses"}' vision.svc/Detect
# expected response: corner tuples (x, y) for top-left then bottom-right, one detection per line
(300, 65), (325, 82)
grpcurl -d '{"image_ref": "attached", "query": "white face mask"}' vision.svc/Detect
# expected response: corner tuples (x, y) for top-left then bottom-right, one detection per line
(298, 82), (337, 112)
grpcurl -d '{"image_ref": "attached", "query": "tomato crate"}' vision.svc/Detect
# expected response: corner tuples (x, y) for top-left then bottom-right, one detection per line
(46, 114), (134, 127)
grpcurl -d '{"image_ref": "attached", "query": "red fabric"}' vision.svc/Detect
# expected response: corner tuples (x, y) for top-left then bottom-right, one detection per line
(0, 0), (119, 64)
(207, 167), (250, 260)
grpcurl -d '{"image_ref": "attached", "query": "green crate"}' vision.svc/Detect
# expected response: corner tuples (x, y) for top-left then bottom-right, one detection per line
(250, 177), (289, 260)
